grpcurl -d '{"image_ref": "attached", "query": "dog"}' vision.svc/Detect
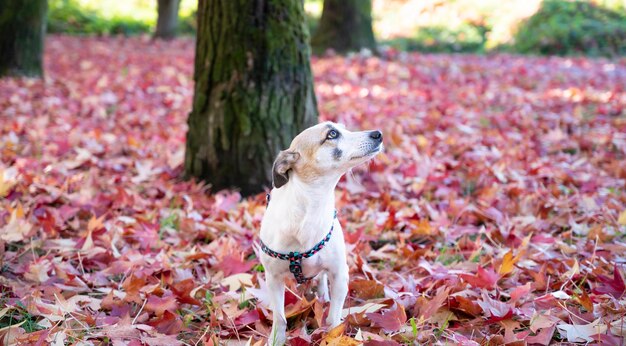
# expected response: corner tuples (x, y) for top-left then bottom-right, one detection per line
(259, 121), (383, 345)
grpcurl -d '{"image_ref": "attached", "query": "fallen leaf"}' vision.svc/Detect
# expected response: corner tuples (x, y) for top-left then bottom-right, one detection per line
(366, 302), (407, 333)
(459, 266), (499, 289)
(593, 265), (625, 299)
(557, 319), (607, 343)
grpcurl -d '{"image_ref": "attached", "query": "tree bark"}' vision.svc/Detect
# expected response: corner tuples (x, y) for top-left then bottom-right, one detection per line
(311, 0), (377, 55)
(155, 0), (180, 39)
(184, 0), (318, 196)
(0, 0), (47, 78)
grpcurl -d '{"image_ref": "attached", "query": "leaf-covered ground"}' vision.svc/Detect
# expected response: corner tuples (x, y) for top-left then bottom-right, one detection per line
(1, 36), (626, 345)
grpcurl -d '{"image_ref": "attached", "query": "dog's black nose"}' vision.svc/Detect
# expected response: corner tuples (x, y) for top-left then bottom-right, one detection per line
(369, 130), (383, 142)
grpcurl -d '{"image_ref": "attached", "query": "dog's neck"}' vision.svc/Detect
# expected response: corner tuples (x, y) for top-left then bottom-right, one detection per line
(265, 173), (341, 247)
(273, 173), (340, 212)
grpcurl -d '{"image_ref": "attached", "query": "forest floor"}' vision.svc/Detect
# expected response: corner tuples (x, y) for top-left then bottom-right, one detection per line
(1, 36), (626, 345)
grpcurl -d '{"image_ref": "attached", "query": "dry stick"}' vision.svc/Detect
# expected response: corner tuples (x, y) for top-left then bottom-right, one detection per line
(194, 323), (211, 346)
(67, 311), (90, 332)
(588, 234), (599, 270)
(557, 300), (593, 324)
(619, 315), (624, 346)
(221, 307), (242, 343)
(77, 250), (86, 276)
(132, 298), (148, 325)
(44, 318), (65, 344)
(242, 324), (267, 338)
(285, 285), (302, 300)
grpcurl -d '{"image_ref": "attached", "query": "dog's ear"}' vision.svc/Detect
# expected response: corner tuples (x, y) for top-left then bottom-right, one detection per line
(272, 150), (300, 188)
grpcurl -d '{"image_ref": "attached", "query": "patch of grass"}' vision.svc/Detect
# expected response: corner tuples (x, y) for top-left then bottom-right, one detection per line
(0, 302), (44, 333)
(436, 246), (464, 265)
(433, 312), (453, 339)
(252, 263), (265, 272)
(48, 0), (197, 36)
(160, 212), (180, 231)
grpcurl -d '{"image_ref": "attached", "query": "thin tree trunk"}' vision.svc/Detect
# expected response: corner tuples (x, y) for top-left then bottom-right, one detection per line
(0, 0), (47, 77)
(311, 0), (377, 55)
(155, 0), (180, 39)
(184, 0), (318, 196)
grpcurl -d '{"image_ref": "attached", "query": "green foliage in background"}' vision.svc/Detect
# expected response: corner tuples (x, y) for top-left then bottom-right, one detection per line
(45, 0), (626, 57)
(48, 0), (196, 36)
(512, 0), (626, 56)
(388, 23), (489, 53)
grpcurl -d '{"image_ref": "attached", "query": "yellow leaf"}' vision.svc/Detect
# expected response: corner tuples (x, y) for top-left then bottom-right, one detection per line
(220, 273), (253, 292)
(412, 219), (432, 236)
(0, 169), (17, 198)
(88, 214), (105, 232)
(618, 210), (626, 225)
(498, 250), (518, 276)
(325, 335), (360, 346)
(15, 203), (24, 218)
(416, 135), (428, 147)
(322, 324), (360, 346)
(0, 204), (32, 243)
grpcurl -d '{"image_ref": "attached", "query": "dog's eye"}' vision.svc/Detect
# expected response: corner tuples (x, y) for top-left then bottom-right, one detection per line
(327, 130), (339, 139)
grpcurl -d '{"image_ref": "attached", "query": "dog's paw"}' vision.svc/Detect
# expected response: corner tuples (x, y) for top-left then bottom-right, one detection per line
(325, 316), (343, 329)
(267, 328), (287, 346)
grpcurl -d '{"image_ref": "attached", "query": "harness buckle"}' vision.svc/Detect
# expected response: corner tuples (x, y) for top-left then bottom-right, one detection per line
(289, 262), (302, 274)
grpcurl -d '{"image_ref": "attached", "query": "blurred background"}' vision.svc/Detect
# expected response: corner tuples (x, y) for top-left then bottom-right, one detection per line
(47, 0), (626, 57)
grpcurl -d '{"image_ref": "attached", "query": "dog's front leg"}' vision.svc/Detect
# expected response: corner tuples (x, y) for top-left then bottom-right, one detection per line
(326, 263), (349, 328)
(318, 272), (330, 302)
(266, 273), (287, 345)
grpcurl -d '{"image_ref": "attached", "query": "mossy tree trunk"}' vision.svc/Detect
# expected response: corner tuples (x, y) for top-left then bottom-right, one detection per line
(155, 0), (179, 39)
(185, 0), (318, 196)
(0, 0), (47, 78)
(311, 0), (377, 55)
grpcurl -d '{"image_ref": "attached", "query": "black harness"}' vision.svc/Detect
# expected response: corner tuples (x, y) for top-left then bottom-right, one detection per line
(260, 193), (336, 284)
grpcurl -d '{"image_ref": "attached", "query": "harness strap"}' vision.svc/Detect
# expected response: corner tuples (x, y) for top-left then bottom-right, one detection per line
(261, 193), (337, 284)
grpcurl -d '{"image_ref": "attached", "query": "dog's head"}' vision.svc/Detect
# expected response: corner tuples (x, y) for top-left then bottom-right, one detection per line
(272, 122), (383, 188)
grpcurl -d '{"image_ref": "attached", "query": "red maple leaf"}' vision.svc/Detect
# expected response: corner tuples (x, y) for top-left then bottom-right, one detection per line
(145, 293), (179, 317)
(171, 278), (202, 306)
(459, 266), (499, 289)
(593, 265), (625, 299)
(146, 310), (183, 335)
(234, 309), (260, 326)
(366, 303), (407, 333)
(214, 254), (254, 276)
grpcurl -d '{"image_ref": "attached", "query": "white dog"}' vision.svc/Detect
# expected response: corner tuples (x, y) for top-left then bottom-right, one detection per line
(259, 121), (383, 345)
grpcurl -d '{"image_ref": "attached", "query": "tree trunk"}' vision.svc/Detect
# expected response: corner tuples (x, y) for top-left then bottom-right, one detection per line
(184, 0), (318, 196)
(311, 0), (377, 55)
(155, 0), (180, 39)
(0, 0), (47, 78)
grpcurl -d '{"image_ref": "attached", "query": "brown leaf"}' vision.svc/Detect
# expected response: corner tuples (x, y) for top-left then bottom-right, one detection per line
(349, 279), (385, 300)
(418, 286), (450, 320)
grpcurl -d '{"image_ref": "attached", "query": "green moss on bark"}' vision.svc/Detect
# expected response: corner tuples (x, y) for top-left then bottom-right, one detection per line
(0, 0), (47, 77)
(185, 0), (318, 196)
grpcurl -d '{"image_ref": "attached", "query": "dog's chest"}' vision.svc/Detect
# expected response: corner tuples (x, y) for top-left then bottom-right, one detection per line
(302, 256), (325, 278)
